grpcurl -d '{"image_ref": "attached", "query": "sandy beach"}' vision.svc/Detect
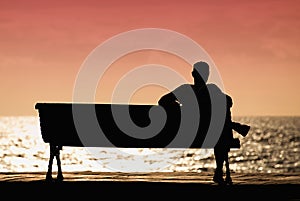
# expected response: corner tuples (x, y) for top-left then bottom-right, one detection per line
(0, 171), (299, 200)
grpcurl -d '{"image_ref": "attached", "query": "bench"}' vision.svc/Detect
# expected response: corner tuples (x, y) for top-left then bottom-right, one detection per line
(35, 102), (242, 182)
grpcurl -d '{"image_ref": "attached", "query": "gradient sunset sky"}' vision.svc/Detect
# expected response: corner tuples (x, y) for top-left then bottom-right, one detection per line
(0, 0), (299, 116)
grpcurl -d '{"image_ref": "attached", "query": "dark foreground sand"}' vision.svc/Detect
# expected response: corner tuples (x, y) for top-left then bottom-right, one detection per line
(0, 171), (299, 200)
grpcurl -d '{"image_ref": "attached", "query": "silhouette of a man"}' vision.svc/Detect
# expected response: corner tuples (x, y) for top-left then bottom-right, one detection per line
(158, 61), (248, 184)
(158, 61), (225, 148)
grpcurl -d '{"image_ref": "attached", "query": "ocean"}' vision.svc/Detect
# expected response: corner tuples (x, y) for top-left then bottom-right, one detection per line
(0, 116), (299, 173)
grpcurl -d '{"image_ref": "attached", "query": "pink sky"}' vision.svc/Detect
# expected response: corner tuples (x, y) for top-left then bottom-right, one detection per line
(0, 0), (299, 116)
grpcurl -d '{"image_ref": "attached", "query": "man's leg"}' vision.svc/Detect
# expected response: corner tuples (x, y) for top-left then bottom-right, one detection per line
(213, 148), (225, 184)
(225, 152), (233, 185)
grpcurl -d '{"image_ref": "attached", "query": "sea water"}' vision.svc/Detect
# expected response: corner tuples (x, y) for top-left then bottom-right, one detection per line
(0, 116), (299, 173)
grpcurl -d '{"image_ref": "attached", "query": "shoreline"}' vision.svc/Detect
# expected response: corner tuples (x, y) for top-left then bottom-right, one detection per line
(0, 172), (299, 199)
(1, 171), (299, 184)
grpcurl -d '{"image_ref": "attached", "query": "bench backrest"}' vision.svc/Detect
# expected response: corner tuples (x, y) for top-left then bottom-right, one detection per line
(35, 103), (219, 148)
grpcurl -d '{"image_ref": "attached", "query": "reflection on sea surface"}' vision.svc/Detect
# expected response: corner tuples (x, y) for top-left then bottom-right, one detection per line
(0, 116), (299, 173)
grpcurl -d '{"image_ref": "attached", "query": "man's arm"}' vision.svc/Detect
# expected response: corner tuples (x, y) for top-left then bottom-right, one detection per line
(226, 94), (250, 137)
(158, 92), (178, 107)
(232, 122), (250, 137)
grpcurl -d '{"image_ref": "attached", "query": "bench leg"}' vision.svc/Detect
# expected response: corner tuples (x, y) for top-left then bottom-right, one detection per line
(56, 146), (64, 181)
(46, 149), (54, 181)
(46, 144), (64, 182)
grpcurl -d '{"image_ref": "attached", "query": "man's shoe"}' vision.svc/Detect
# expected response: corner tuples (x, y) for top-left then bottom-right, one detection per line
(225, 176), (233, 185)
(213, 174), (225, 185)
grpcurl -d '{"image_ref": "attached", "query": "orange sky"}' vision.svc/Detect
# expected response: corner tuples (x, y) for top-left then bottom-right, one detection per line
(0, 0), (299, 116)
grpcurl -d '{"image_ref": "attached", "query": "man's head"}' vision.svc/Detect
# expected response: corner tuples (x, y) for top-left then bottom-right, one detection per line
(226, 95), (233, 108)
(192, 61), (210, 85)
